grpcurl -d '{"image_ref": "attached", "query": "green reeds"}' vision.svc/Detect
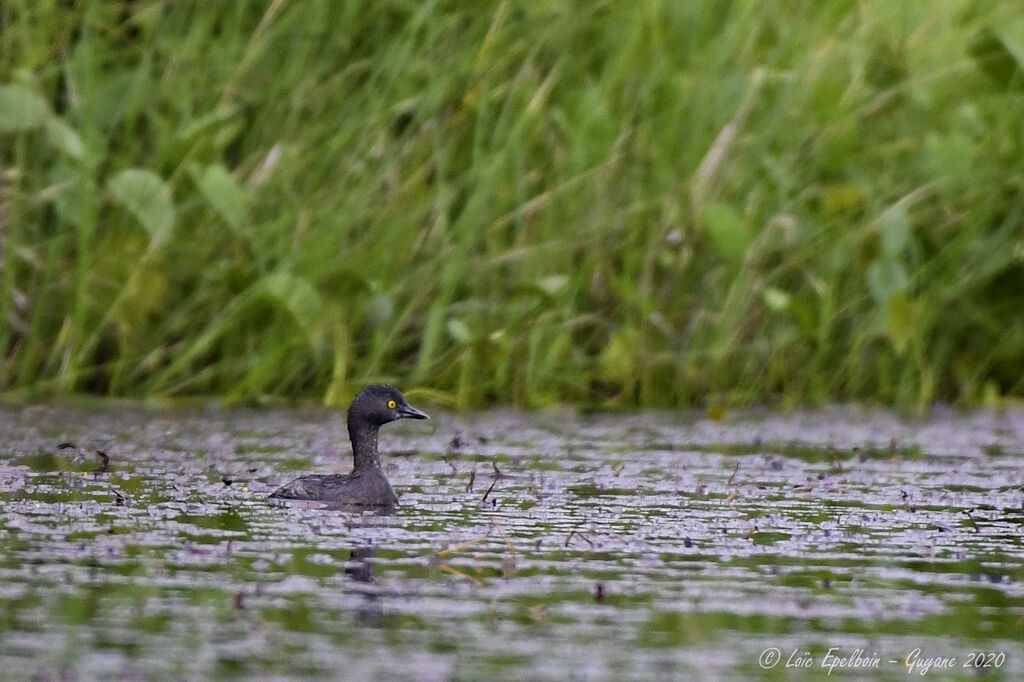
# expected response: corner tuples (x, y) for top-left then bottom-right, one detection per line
(1, 0), (1023, 408)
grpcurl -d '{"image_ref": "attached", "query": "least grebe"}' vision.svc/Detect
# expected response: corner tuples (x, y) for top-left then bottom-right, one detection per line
(268, 384), (429, 506)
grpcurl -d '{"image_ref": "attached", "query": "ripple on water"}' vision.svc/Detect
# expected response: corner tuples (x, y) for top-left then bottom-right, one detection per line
(0, 404), (1022, 680)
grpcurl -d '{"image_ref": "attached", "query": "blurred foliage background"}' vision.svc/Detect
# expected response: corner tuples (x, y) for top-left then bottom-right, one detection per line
(1, 0), (1023, 409)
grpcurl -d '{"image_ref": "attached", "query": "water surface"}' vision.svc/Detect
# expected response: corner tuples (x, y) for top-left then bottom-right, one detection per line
(1, 404), (1022, 680)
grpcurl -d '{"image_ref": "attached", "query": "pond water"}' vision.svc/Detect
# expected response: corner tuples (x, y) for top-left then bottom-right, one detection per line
(0, 403), (1022, 680)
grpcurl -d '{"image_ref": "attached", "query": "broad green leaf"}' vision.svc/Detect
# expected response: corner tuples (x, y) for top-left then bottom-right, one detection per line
(866, 258), (908, 303)
(922, 131), (973, 193)
(865, 40), (907, 89)
(365, 293), (394, 328)
(597, 326), (639, 384)
(887, 291), (914, 355)
(879, 205), (910, 258)
(45, 117), (86, 160)
(702, 202), (751, 262)
(970, 26), (1024, 89)
(47, 162), (98, 225)
(446, 318), (472, 344)
(762, 287), (790, 311)
(191, 163), (248, 230)
(822, 182), (864, 216)
(263, 271), (323, 338)
(537, 274), (569, 296)
(789, 298), (817, 335)
(0, 84), (49, 132)
(107, 169), (175, 247)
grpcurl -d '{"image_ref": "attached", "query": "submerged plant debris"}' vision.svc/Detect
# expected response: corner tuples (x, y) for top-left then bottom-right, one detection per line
(0, 404), (1022, 680)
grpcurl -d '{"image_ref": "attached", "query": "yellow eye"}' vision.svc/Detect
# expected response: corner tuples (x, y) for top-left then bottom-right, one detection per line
(387, 399), (397, 409)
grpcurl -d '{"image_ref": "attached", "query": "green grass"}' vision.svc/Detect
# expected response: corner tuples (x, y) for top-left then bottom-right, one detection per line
(1, 0), (1023, 409)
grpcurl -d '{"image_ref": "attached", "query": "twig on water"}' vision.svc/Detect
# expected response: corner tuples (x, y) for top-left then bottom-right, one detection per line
(963, 509), (980, 533)
(565, 530), (595, 549)
(441, 564), (484, 586)
(492, 520), (516, 558)
(727, 462), (739, 486)
(481, 462), (505, 503)
(829, 449), (844, 473)
(481, 476), (499, 503)
(437, 536), (487, 558)
(564, 522), (585, 547)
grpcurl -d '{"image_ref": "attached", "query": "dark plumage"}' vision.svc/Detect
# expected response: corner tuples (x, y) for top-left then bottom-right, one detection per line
(268, 384), (429, 507)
